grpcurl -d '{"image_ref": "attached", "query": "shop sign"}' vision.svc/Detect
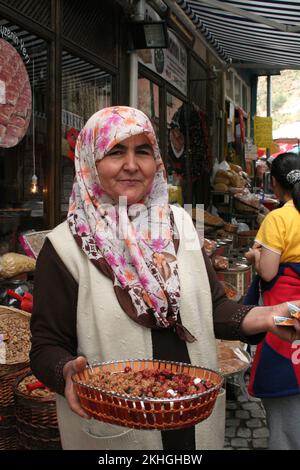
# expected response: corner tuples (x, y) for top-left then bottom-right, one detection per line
(138, 5), (187, 95)
(138, 30), (187, 95)
(254, 116), (273, 148)
(244, 141), (258, 161)
(0, 25), (30, 64)
(0, 38), (32, 148)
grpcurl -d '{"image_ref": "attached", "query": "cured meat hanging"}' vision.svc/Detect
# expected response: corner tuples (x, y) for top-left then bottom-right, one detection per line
(0, 39), (32, 148)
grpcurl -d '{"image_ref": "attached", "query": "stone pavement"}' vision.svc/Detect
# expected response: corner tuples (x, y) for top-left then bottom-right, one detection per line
(224, 375), (269, 450)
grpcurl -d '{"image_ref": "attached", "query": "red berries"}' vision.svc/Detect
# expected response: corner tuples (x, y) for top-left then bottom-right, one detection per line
(87, 367), (214, 398)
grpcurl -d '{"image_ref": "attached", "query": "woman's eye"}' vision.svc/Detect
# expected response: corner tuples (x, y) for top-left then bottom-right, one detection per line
(137, 150), (153, 157)
(106, 149), (123, 157)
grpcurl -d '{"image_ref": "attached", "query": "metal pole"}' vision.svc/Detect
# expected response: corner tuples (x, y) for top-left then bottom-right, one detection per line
(129, 52), (138, 108)
(266, 75), (272, 159)
(129, 0), (146, 108)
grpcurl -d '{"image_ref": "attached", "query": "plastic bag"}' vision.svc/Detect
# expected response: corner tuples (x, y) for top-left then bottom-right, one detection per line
(237, 223), (250, 233)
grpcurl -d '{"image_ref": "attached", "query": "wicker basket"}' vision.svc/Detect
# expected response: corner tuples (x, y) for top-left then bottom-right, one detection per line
(72, 359), (223, 431)
(0, 366), (29, 450)
(0, 305), (31, 376)
(234, 199), (259, 214)
(224, 223), (238, 234)
(14, 371), (62, 450)
(0, 425), (17, 450)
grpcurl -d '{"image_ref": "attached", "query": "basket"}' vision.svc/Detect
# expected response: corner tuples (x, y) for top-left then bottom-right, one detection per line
(234, 198), (259, 214)
(14, 371), (62, 450)
(0, 425), (17, 450)
(0, 305), (31, 376)
(223, 223), (238, 234)
(202, 210), (225, 228)
(216, 340), (251, 377)
(72, 359), (223, 431)
(0, 366), (29, 450)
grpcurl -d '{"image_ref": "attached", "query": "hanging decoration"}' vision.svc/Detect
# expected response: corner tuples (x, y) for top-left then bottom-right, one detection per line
(30, 58), (38, 194)
(0, 38), (32, 148)
(66, 127), (79, 161)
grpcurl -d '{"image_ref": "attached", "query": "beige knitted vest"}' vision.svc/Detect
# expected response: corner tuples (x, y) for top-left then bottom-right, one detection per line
(48, 205), (225, 450)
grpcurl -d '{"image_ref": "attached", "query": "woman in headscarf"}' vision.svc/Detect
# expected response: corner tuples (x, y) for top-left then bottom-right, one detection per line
(30, 107), (300, 450)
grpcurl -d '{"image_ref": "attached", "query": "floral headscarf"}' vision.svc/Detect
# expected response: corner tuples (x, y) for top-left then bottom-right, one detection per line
(68, 106), (195, 341)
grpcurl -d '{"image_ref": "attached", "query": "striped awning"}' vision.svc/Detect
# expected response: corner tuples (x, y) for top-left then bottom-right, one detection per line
(176, 0), (300, 72)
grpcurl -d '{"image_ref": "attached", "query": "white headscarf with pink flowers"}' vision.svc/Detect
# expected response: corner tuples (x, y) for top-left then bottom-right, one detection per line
(67, 106), (193, 338)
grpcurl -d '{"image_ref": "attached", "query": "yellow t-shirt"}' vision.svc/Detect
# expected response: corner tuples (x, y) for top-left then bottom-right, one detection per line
(255, 200), (300, 263)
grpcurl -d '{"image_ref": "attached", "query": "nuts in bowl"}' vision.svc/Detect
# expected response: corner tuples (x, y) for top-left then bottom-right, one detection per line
(72, 359), (223, 430)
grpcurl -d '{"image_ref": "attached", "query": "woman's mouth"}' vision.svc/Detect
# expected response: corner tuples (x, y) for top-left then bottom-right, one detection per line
(118, 179), (141, 185)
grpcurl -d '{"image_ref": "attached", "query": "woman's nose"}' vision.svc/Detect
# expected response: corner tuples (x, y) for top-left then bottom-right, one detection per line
(123, 152), (138, 171)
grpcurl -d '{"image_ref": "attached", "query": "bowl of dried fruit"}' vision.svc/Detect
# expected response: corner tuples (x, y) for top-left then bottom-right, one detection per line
(72, 359), (223, 430)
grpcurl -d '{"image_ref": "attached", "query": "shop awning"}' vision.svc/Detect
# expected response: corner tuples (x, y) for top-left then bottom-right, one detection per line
(176, 0), (300, 73)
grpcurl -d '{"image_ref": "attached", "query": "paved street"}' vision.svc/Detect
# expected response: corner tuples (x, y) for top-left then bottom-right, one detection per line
(224, 376), (269, 450)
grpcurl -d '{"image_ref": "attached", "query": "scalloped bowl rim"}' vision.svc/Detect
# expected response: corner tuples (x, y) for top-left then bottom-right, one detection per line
(72, 359), (223, 403)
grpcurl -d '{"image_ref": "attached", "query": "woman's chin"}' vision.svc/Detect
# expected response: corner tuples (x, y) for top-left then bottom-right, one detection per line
(113, 191), (145, 206)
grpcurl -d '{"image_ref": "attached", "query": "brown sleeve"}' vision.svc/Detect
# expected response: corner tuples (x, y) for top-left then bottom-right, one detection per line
(30, 238), (78, 395)
(202, 248), (264, 344)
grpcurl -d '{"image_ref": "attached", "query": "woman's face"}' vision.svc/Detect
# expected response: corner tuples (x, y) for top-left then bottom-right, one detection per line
(96, 134), (157, 205)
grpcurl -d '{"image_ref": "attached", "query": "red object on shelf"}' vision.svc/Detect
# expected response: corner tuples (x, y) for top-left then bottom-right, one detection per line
(6, 289), (33, 313)
(26, 381), (46, 392)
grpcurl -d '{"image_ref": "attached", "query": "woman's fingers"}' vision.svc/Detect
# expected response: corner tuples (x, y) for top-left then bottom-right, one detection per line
(292, 318), (300, 338)
(271, 301), (300, 342)
(63, 356), (90, 419)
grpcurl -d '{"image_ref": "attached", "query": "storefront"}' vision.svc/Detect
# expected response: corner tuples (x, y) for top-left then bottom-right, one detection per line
(224, 68), (251, 170)
(0, 0), (127, 253)
(0, 0), (226, 256)
(136, 3), (221, 207)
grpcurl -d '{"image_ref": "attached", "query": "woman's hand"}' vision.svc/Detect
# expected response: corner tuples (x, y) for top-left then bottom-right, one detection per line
(241, 301), (300, 342)
(268, 302), (300, 342)
(245, 245), (261, 265)
(63, 356), (90, 419)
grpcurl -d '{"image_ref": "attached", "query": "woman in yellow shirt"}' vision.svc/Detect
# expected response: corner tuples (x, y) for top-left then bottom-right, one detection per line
(246, 152), (300, 449)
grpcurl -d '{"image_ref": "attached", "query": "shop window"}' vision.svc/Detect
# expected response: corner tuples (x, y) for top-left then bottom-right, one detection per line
(0, 0), (51, 27)
(62, 0), (117, 65)
(137, 77), (160, 142)
(61, 51), (112, 217)
(0, 19), (48, 253)
(189, 57), (207, 111)
(166, 93), (185, 205)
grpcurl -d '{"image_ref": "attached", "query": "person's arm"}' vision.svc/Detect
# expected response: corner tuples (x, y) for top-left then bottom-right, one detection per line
(203, 248), (261, 343)
(253, 246), (280, 281)
(240, 303), (300, 342)
(251, 210), (283, 281)
(203, 249), (300, 343)
(30, 239), (78, 395)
